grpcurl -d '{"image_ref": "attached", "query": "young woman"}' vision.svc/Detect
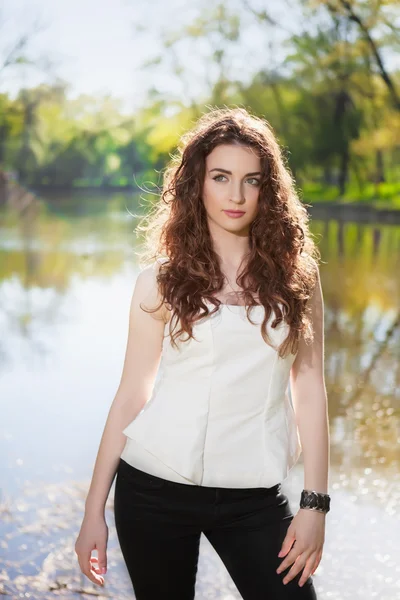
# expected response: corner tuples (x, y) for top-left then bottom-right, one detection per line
(75, 107), (330, 599)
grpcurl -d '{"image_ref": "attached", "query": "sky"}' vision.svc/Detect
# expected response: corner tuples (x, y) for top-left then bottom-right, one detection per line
(1, 0), (399, 113)
(0, 0), (173, 110)
(0, 0), (299, 112)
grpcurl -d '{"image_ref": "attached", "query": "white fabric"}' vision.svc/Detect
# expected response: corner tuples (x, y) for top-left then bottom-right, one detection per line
(121, 301), (302, 488)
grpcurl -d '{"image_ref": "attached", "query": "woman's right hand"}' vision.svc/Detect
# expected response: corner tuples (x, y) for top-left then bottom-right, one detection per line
(75, 514), (109, 587)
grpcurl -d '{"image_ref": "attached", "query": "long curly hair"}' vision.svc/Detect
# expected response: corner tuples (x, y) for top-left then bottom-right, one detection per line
(137, 106), (320, 358)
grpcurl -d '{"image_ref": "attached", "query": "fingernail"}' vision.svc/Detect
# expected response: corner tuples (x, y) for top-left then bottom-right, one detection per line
(101, 568), (106, 574)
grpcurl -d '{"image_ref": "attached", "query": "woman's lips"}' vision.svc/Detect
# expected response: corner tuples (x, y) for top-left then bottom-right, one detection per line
(223, 210), (246, 218)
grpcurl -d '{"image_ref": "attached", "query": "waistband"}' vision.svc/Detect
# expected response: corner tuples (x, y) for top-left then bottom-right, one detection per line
(117, 458), (282, 496)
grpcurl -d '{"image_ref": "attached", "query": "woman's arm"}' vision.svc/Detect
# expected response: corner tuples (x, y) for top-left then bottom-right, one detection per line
(84, 262), (168, 518)
(276, 265), (329, 587)
(290, 264), (330, 494)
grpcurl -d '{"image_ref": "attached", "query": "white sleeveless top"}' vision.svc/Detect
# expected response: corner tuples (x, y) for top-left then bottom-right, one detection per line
(121, 300), (302, 489)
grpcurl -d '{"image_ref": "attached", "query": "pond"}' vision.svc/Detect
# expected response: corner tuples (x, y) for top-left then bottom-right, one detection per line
(0, 190), (399, 599)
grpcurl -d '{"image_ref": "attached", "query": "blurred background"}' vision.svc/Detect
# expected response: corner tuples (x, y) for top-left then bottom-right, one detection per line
(0, 0), (399, 598)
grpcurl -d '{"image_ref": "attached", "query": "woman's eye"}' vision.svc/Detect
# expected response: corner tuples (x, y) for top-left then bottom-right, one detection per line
(212, 175), (260, 185)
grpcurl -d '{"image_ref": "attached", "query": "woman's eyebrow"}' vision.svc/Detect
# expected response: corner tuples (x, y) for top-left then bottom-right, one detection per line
(209, 168), (261, 176)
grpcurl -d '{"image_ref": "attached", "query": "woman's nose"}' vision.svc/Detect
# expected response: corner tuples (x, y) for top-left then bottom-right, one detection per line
(230, 182), (245, 203)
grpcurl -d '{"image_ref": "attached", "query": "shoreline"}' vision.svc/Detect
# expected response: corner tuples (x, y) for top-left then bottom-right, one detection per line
(1, 180), (400, 225)
(308, 201), (400, 224)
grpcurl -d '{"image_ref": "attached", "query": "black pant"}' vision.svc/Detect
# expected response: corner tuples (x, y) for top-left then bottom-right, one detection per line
(114, 458), (318, 599)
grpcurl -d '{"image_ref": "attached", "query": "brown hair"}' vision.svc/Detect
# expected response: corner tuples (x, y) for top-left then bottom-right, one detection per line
(137, 106), (320, 357)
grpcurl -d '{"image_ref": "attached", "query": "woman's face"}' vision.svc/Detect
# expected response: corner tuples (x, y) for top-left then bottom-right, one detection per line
(202, 143), (261, 234)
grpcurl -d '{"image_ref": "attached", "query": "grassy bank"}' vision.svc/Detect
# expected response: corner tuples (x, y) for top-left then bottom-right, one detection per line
(302, 181), (400, 209)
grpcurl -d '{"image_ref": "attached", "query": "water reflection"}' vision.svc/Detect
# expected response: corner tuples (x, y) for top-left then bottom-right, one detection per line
(1, 194), (399, 473)
(0, 190), (140, 371)
(0, 190), (399, 598)
(310, 220), (400, 479)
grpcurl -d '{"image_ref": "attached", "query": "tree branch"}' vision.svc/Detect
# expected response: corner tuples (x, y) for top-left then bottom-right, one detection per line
(337, 0), (400, 110)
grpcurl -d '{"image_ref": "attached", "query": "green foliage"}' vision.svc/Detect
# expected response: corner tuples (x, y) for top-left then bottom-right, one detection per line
(0, 0), (399, 205)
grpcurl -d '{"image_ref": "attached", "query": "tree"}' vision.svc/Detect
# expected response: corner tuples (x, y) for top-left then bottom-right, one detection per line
(324, 0), (400, 111)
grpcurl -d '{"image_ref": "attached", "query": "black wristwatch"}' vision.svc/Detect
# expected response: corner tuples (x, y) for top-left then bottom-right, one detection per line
(300, 489), (330, 514)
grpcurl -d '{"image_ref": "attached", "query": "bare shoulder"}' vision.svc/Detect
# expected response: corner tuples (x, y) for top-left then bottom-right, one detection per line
(134, 259), (170, 324)
(115, 261), (169, 407)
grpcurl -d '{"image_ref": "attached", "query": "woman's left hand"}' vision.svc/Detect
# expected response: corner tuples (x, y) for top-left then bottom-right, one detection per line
(276, 509), (326, 587)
